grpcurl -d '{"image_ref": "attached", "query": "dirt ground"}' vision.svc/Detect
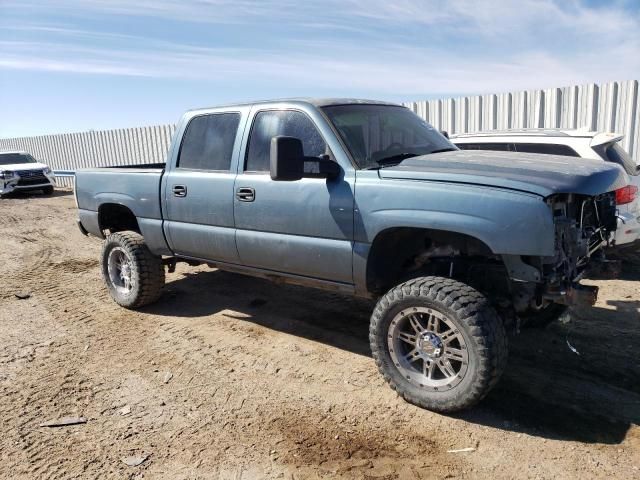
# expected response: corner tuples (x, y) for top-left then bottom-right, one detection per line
(0, 189), (639, 479)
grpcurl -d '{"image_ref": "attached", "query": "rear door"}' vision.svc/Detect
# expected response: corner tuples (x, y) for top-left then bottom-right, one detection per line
(163, 108), (248, 262)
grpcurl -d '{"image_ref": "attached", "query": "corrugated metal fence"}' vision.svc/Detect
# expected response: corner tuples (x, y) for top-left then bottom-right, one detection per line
(1, 79), (638, 188)
(404, 80), (639, 161)
(0, 124), (176, 187)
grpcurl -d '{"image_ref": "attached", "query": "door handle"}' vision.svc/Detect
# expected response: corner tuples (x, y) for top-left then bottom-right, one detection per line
(236, 187), (255, 202)
(172, 185), (187, 197)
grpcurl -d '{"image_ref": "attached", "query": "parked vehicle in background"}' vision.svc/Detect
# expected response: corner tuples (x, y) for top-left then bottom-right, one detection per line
(75, 99), (628, 413)
(0, 151), (56, 196)
(452, 129), (640, 247)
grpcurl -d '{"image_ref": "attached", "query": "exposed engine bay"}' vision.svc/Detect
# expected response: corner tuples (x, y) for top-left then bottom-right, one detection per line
(544, 192), (617, 282)
(398, 192), (619, 325)
(529, 192), (618, 308)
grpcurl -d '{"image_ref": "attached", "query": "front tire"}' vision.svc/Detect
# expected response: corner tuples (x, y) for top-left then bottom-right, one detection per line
(42, 186), (54, 195)
(101, 231), (165, 308)
(370, 276), (508, 413)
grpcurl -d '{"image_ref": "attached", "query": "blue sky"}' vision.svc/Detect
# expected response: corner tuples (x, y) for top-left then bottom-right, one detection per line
(1, 0), (638, 138)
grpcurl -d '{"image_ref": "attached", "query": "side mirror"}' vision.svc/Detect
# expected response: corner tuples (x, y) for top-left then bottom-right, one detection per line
(270, 136), (304, 181)
(440, 130), (449, 139)
(270, 136), (341, 181)
(307, 155), (340, 179)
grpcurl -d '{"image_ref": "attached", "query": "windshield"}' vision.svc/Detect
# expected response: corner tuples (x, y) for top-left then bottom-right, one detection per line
(322, 104), (456, 169)
(0, 153), (36, 166)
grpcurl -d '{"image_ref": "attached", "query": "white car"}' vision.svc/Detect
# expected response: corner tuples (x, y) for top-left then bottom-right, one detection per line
(452, 129), (640, 247)
(0, 151), (56, 196)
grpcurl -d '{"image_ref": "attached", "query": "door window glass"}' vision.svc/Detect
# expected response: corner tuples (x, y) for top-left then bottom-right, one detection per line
(178, 113), (240, 170)
(245, 110), (327, 172)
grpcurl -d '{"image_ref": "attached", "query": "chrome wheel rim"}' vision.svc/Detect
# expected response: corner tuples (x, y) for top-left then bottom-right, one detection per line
(388, 306), (469, 391)
(107, 247), (133, 295)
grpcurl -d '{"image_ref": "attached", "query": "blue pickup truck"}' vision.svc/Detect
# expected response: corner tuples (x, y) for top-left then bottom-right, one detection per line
(75, 99), (628, 412)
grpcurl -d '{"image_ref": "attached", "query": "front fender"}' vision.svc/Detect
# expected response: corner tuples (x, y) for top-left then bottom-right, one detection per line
(355, 172), (556, 256)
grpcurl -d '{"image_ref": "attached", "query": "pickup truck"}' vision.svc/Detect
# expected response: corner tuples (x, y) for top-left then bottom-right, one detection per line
(75, 99), (628, 412)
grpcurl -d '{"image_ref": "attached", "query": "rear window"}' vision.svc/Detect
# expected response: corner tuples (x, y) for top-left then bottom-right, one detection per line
(0, 153), (36, 165)
(178, 113), (240, 171)
(599, 143), (638, 176)
(514, 143), (580, 157)
(456, 142), (512, 151)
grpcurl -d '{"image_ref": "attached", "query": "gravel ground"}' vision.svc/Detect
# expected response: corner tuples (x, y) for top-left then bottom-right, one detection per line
(0, 189), (639, 479)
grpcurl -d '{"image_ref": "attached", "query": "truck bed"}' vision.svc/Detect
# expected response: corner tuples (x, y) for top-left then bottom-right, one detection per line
(75, 167), (165, 240)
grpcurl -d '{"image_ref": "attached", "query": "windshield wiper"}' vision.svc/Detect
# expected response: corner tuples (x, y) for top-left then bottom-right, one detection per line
(429, 147), (457, 154)
(366, 152), (419, 170)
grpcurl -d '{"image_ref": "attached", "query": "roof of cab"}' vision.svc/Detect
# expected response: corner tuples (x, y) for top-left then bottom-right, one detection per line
(187, 98), (401, 113)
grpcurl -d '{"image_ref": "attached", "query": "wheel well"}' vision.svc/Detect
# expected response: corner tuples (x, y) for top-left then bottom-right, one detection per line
(98, 203), (140, 235)
(366, 227), (505, 295)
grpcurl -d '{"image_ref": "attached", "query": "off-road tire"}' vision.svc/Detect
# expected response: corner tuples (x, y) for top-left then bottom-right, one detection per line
(42, 186), (54, 195)
(101, 231), (165, 308)
(370, 276), (508, 412)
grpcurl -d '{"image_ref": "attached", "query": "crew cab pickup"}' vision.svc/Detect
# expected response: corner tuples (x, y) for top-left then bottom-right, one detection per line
(75, 99), (628, 412)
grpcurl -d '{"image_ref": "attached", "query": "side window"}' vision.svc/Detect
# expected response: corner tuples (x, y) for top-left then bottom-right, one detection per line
(178, 113), (241, 170)
(514, 143), (579, 157)
(456, 142), (512, 151)
(245, 110), (327, 172)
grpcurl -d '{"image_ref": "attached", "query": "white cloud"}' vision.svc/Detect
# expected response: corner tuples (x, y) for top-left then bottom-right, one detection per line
(1, 35), (636, 96)
(0, 0), (638, 96)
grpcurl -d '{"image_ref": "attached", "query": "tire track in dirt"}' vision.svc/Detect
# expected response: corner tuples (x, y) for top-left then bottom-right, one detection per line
(2, 193), (639, 479)
(0, 217), (134, 478)
(0, 213), (20, 227)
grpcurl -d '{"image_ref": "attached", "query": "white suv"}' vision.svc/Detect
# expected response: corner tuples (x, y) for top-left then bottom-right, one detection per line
(0, 151), (56, 196)
(452, 129), (640, 247)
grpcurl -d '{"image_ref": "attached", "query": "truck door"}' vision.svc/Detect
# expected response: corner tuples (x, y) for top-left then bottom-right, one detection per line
(163, 110), (245, 263)
(233, 108), (355, 284)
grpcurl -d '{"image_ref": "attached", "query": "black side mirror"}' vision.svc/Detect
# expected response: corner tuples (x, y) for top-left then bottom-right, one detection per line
(270, 136), (304, 181)
(270, 136), (341, 181)
(305, 155), (341, 179)
(440, 130), (449, 139)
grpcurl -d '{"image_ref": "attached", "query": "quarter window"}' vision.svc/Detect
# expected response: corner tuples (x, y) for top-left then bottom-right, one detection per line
(245, 110), (327, 172)
(178, 113), (240, 170)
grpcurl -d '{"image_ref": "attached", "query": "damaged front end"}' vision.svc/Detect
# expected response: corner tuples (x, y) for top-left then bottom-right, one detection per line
(515, 192), (618, 313)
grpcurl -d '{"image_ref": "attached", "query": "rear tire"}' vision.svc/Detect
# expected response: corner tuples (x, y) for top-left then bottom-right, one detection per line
(370, 276), (508, 413)
(101, 231), (165, 308)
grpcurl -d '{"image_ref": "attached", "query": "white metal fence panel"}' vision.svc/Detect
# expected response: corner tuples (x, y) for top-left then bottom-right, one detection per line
(406, 80), (639, 161)
(0, 124), (176, 187)
(1, 80), (638, 190)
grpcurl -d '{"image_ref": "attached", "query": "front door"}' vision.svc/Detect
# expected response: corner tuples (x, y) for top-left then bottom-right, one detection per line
(233, 109), (355, 284)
